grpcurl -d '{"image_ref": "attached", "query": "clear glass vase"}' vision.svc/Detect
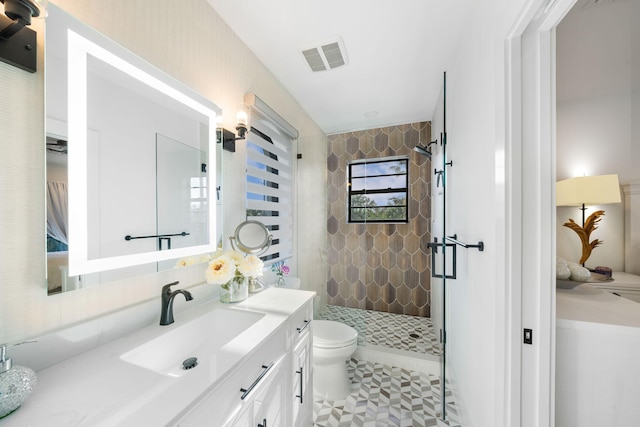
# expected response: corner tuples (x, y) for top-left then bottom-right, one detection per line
(219, 277), (248, 303)
(248, 277), (264, 293)
(276, 275), (286, 287)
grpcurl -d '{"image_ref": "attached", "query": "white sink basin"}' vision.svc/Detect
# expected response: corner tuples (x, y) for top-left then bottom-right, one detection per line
(120, 308), (265, 377)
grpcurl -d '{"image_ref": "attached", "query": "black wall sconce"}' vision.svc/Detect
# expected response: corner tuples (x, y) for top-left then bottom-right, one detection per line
(217, 110), (249, 153)
(0, 0), (42, 73)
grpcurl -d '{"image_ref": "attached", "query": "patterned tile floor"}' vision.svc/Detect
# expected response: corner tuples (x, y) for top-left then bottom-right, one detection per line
(314, 306), (460, 426)
(313, 358), (460, 427)
(317, 305), (442, 356)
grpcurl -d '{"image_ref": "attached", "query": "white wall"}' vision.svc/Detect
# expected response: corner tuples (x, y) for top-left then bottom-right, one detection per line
(431, 1), (529, 426)
(555, 0), (640, 272)
(440, 2), (640, 425)
(555, 92), (635, 271)
(0, 0), (325, 345)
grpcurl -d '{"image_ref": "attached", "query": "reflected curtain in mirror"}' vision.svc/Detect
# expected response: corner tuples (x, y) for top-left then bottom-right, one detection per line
(46, 181), (68, 247)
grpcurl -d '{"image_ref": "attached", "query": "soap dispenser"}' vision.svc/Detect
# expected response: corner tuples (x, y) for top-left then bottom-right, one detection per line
(0, 344), (37, 418)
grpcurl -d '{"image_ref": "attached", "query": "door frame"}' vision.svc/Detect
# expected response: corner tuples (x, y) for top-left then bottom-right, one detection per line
(504, 0), (577, 426)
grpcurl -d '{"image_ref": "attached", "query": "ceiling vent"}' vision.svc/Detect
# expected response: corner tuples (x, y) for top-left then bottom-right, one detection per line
(300, 37), (348, 72)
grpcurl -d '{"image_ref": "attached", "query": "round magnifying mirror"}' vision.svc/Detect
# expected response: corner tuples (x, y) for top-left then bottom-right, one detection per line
(229, 220), (272, 256)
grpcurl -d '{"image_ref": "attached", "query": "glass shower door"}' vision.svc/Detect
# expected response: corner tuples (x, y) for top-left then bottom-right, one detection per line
(429, 71), (450, 421)
(430, 71), (485, 423)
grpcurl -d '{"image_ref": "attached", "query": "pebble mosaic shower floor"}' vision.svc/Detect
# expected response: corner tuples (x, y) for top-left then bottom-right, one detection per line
(314, 306), (460, 426)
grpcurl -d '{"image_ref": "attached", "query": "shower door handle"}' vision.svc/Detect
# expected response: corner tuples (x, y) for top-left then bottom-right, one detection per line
(428, 237), (456, 279)
(429, 234), (485, 279)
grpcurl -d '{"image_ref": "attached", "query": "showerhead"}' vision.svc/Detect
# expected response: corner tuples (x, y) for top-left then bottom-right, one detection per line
(413, 145), (432, 158)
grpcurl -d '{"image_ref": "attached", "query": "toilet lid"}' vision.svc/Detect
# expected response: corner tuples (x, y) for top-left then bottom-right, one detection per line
(313, 320), (358, 348)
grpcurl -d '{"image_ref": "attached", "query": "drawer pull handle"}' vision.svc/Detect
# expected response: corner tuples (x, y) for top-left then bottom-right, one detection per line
(240, 362), (274, 400)
(296, 319), (311, 333)
(296, 366), (303, 403)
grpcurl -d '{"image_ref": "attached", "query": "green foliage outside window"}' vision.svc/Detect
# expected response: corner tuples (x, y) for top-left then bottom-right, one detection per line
(348, 157), (409, 223)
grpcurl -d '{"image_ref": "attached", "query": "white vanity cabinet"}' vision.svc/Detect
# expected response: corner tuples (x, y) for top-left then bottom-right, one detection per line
(7, 288), (316, 427)
(174, 296), (314, 427)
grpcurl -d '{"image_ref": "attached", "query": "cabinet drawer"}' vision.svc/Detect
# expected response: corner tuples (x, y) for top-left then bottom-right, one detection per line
(174, 332), (287, 427)
(290, 301), (313, 344)
(227, 354), (288, 427)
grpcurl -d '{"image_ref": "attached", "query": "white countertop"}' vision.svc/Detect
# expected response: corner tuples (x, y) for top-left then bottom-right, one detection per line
(556, 284), (640, 328)
(2, 288), (315, 427)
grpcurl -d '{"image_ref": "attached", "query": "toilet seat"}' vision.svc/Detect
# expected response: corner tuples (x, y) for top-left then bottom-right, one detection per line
(313, 320), (358, 349)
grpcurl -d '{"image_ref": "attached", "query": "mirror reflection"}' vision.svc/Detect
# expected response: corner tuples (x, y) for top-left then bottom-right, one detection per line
(45, 4), (221, 295)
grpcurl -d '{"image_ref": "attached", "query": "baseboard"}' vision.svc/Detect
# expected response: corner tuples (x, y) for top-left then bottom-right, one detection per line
(353, 344), (440, 376)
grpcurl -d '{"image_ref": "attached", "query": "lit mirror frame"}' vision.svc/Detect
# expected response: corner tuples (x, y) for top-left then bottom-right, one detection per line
(65, 30), (218, 276)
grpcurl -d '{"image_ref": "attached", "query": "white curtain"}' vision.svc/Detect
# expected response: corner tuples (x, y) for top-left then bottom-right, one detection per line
(46, 181), (68, 245)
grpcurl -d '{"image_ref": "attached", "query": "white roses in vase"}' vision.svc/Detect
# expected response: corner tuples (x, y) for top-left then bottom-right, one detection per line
(205, 250), (264, 289)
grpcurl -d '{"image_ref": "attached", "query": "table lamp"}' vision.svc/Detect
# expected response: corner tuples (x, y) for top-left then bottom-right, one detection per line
(556, 174), (621, 266)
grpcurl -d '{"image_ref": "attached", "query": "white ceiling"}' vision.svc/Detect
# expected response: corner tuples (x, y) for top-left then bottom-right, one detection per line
(206, 0), (476, 134)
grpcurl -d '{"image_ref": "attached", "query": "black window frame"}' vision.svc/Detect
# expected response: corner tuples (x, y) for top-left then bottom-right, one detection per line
(347, 157), (409, 223)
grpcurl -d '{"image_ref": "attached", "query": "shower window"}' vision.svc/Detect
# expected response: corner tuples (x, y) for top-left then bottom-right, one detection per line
(347, 156), (409, 223)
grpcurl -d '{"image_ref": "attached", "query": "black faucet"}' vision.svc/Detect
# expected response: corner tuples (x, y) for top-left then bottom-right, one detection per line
(160, 281), (193, 325)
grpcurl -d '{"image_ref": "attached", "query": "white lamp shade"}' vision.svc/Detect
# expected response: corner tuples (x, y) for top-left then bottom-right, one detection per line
(556, 174), (621, 206)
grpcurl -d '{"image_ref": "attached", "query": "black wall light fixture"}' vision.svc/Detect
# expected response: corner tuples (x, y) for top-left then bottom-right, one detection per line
(0, 0), (42, 73)
(216, 110), (249, 153)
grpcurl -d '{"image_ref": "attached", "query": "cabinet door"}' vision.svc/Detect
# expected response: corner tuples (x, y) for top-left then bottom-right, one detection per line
(253, 362), (287, 427)
(230, 400), (256, 427)
(292, 331), (312, 426)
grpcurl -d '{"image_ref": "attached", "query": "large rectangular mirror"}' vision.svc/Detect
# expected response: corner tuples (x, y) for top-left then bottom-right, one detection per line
(45, 4), (222, 295)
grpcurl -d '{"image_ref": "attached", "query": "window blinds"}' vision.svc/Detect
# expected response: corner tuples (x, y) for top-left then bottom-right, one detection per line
(246, 127), (293, 264)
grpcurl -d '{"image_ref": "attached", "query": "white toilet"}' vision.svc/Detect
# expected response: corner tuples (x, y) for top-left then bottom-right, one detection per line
(312, 320), (358, 400)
